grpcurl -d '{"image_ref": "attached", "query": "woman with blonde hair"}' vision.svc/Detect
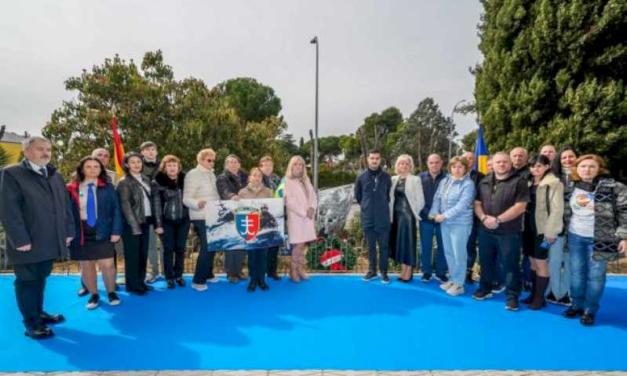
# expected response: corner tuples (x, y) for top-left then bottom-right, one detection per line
(389, 154), (424, 283)
(284, 155), (318, 282)
(183, 148), (220, 292)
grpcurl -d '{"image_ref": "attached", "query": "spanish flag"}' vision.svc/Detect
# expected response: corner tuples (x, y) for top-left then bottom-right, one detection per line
(111, 114), (125, 177)
(473, 125), (489, 175)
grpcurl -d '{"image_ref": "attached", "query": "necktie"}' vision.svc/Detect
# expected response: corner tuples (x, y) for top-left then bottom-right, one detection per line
(39, 167), (47, 178)
(86, 183), (97, 227)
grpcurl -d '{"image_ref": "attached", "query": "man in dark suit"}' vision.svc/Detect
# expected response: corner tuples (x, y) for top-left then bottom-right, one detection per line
(0, 136), (74, 339)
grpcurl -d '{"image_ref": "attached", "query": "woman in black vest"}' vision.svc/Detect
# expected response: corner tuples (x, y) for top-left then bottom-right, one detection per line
(152, 155), (190, 289)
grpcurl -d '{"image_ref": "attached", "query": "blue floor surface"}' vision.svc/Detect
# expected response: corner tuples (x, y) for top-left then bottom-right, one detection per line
(0, 275), (626, 372)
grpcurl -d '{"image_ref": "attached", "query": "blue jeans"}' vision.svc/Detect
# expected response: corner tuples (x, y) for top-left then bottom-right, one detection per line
(547, 236), (570, 299)
(419, 220), (447, 276)
(440, 223), (471, 286)
(568, 232), (608, 315)
(478, 229), (522, 298)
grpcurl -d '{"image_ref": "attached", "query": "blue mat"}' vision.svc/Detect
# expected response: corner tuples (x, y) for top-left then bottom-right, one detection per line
(1, 274), (626, 372)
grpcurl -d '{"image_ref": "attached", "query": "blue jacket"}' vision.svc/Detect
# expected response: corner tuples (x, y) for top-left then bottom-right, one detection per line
(67, 178), (123, 247)
(419, 170), (447, 221)
(429, 175), (475, 226)
(355, 168), (392, 230)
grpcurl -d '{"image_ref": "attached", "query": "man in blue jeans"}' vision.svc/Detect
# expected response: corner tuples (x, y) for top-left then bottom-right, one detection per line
(419, 154), (448, 282)
(473, 152), (529, 311)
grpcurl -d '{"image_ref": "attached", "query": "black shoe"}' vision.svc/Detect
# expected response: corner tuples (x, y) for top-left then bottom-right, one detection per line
(523, 280), (533, 292)
(546, 291), (558, 304)
(397, 276), (410, 283)
(86, 294), (100, 310)
(108, 292), (121, 306)
(505, 297), (519, 311)
(421, 273), (432, 283)
(268, 272), (281, 281)
(25, 326), (53, 340)
(127, 288), (146, 296)
(167, 280), (175, 289)
(381, 273), (390, 284)
(362, 271), (377, 281)
(142, 284), (154, 291)
(77, 287), (89, 297)
(557, 295), (572, 306)
(258, 280), (269, 291)
(491, 283), (505, 294)
(580, 312), (595, 326)
(434, 274), (449, 283)
(472, 289), (494, 301)
(40, 312), (65, 325)
(563, 307), (584, 318)
(176, 278), (186, 287)
(247, 280), (257, 292)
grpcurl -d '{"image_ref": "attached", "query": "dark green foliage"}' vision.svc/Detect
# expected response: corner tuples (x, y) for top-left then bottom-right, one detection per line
(474, 0), (627, 173)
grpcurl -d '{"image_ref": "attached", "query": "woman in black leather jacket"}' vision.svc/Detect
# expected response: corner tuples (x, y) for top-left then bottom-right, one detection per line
(216, 154), (248, 283)
(152, 155), (190, 289)
(117, 152), (162, 295)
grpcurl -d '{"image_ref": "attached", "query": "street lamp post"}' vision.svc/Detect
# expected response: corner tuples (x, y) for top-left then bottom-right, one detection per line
(310, 36), (319, 194)
(448, 99), (466, 160)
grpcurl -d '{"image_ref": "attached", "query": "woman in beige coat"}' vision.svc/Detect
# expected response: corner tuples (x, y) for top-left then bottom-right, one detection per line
(284, 155), (318, 282)
(522, 155), (564, 309)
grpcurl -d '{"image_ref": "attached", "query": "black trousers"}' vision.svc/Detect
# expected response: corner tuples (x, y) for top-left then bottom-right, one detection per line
(122, 220), (151, 291)
(192, 220), (217, 284)
(266, 247), (279, 275)
(478, 229), (522, 298)
(248, 249), (268, 281)
(13, 259), (54, 329)
(364, 227), (390, 273)
(161, 219), (190, 280)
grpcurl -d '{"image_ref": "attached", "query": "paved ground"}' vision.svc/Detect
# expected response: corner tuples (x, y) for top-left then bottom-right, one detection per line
(1, 371), (625, 375)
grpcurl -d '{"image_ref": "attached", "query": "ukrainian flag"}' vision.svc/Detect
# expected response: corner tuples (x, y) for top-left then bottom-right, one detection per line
(474, 126), (489, 174)
(274, 177), (286, 198)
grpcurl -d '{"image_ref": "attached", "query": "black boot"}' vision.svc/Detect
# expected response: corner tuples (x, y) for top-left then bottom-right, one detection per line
(258, 279), (269, 291)
(529, 276), (549, 310)
(522, 270), (537, 304)
(247, 280), (257, 292)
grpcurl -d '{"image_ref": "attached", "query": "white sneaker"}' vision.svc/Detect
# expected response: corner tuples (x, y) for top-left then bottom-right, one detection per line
(145, 273), (156, 284)
(191, 283), (208, 292)
(446, 284), (465, 296)
(116, 277), (126, 285)
(155, 274), (165, 281)
(207, 276), (220, 283)
(439, 281), (454, 291)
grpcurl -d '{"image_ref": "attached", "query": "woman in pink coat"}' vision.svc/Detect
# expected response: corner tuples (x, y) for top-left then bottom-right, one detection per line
(284, 155), (318, 282)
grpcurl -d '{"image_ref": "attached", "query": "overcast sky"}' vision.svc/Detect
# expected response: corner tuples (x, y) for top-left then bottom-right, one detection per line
(0, 0), (483, 142)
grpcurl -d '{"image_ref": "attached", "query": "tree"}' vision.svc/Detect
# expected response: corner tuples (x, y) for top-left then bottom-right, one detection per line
(389, 98), (456, 170)
(0, 146), (9, 168)
(474, 0), (627, 174)
(355, 107), (403, 167)
(43, 51), (287, 176)
(461, 129), (478, 152)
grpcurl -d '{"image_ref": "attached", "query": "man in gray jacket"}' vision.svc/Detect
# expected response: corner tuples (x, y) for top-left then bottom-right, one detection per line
(0, 136), (74, 339)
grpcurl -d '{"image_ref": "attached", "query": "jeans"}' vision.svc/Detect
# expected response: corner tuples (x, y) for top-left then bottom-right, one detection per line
(192, 220), (217, 284)
(364, 227), (390, 273)
(478, 229), (522, 298)
(568, 232), (608, 315)
(547, 236), (570, 299)
(161, 219), (190, 280)
(248, 249), (268, 281)
(419, 220), (447, 276)
(440, 223), (471, 286)
(13, 259), (54, 329)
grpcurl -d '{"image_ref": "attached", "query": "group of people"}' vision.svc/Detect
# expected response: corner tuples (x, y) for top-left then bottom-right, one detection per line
(1, 136), (625, 340)
(0, 136), (317, 339)
(355, 146), (626, 326)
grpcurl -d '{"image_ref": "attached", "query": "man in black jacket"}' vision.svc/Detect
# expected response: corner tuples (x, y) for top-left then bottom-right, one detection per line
(355, 149), (392, 284)
(0, 137), (74, 339)
(259, 155), (282, 280)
